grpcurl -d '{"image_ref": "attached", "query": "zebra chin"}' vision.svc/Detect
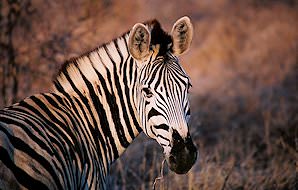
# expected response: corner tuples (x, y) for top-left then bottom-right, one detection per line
(166, 129), (197, 174)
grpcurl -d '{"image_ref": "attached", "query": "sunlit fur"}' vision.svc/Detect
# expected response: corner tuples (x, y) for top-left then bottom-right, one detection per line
(0, 18), (194, 190)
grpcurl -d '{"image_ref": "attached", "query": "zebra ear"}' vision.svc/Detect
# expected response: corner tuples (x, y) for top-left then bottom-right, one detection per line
(171, 16), (193, 56)
(128, 23), (151, 61)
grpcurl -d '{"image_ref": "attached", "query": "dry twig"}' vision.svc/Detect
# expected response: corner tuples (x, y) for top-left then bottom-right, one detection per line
(152, 159), (166, 190)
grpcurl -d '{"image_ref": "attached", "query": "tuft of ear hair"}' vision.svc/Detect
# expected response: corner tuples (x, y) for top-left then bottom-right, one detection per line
(128, 23), (151, 61)
(171, 16), (193, 56)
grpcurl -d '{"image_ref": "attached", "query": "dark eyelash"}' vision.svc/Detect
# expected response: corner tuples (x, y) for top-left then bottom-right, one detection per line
(142, 87), (153, 97)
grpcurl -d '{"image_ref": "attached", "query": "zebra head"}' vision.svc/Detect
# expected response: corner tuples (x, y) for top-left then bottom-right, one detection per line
(128, 17), (197, 174)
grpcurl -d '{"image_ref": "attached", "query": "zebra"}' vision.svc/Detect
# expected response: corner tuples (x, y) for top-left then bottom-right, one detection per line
(0, 16), (197, 189)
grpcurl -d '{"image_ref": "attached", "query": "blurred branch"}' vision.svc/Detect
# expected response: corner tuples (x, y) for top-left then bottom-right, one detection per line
(152, 159), (166, 190)
(5, 0), (22, 104)
(41, 33), (70, 65)
(0, 42), (9, 49)
(220, 158), (235, 190)
(0, 0), (34, 106)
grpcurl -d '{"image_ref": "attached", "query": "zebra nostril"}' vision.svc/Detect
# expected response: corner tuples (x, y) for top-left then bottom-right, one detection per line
(169, 155), (176, 164)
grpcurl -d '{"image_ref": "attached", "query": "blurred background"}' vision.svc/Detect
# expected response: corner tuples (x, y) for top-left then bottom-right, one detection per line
(0, 0), (297, 189)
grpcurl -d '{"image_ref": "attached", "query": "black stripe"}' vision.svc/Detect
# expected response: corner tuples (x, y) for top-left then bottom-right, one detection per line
(154, 124), (169, 131)
(129, 57), (134, 84)
(43, 93), (90, 187)
(3, 108), (67, 179)
(148, 62), (162, 86)
(150, 126), (157, 136)
(16, 100), (74, 189)
(114, 39), (124, 70)
(0, 115), (54, 156)
(30, 96), (79, 154)
(54, 87), (107, 183)
(154, 65), (165, 90)
(0, 125), (63, 190)
(80, 70), (116, 162)
(93, 51), (121, 160)
(115, 40), (139, 139)
(52, 90), (107, 184)
(0, 147), (50, 190)
(148, 108), (161, 120)
(156, 134), (170, 142)
(104, 45), (132, 147)
(77, 61), (119, 159)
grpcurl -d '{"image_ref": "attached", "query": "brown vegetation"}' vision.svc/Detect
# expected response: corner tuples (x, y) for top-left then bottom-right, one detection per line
(1, 0), (297, 189)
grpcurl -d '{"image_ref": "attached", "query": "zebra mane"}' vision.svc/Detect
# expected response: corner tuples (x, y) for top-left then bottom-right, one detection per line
(145, 19), (173, 55)
(52, 19), (173, 94)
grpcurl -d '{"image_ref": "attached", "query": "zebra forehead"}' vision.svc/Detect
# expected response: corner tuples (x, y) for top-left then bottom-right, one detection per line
(144, 19), (173, 56)
(142, 61), (189, 86)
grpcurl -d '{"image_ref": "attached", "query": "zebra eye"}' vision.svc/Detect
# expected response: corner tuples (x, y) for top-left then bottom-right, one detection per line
(142, 87), (153, 98)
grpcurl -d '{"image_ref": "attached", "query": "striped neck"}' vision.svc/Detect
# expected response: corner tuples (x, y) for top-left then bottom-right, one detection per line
(52, 34), (142, 163)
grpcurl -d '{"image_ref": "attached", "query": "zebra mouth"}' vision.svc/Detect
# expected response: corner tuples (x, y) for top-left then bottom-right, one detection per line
(166, 130), (197, 174)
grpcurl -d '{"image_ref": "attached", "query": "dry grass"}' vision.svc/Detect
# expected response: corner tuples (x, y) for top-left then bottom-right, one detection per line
(108, 1), (297, 189)
(109, 68), (297, 189)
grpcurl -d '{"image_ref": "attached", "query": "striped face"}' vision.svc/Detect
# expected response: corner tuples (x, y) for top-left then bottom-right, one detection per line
(128, 17), (197, 174)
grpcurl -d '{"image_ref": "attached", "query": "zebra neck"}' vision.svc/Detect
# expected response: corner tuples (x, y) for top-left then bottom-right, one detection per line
(52, 34), (142, 163)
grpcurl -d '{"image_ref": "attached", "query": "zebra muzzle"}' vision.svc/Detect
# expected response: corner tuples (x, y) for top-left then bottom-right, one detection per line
(167, 129), (197, 174)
